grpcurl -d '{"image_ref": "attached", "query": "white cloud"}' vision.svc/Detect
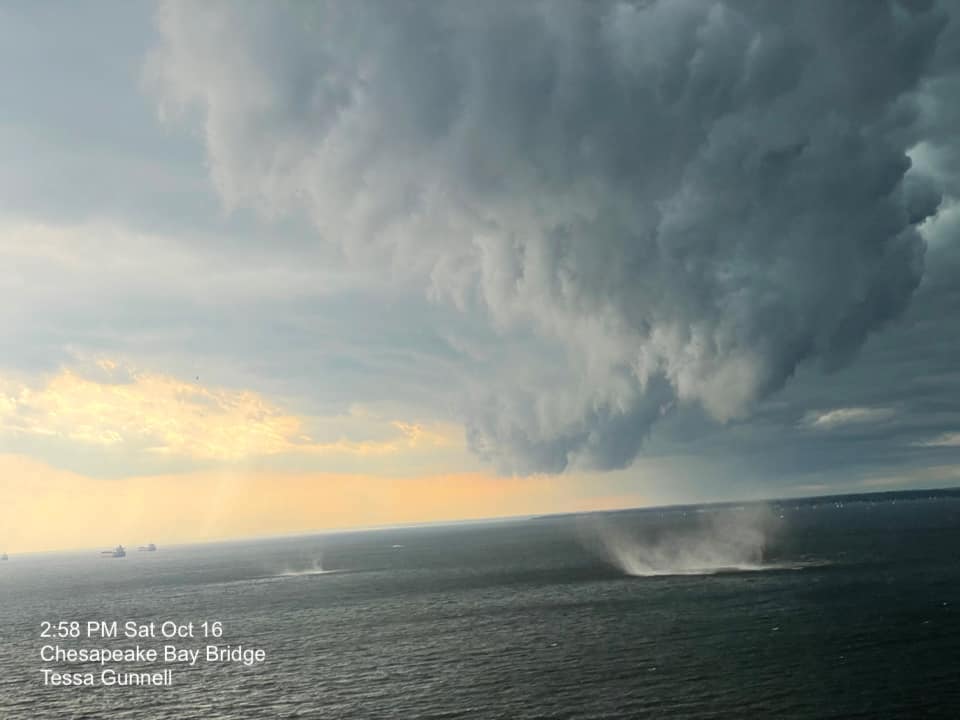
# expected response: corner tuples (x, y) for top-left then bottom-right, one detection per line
(0, 360), (454, 463)
(914, 432), (960, 448)
(802, 407), (896, 430)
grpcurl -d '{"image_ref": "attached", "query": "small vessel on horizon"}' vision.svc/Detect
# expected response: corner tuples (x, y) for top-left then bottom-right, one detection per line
(138, 543), (157, 552)
(1, 553), (7, 561)
(102, 545), (126, 558)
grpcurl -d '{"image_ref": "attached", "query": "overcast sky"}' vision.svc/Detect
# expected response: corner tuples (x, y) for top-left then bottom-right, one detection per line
(2, 0), (960, 551)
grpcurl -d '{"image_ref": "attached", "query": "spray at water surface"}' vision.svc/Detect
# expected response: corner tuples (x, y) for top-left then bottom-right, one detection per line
(277, 551), (335, 577)
(580, 504), (787, 576)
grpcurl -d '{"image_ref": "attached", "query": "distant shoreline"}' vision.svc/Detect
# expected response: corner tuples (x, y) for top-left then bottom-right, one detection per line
(528, 485), (960, 521)
(7, 485), (959, 557)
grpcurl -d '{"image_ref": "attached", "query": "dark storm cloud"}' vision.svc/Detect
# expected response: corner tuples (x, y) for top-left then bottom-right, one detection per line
(643, 240), (960, 487)
(149, 0), (960, 474)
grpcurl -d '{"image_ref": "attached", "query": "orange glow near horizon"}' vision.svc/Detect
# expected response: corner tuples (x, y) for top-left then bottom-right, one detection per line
(0, 360), (652, 554)
(0, 454), (648, 554)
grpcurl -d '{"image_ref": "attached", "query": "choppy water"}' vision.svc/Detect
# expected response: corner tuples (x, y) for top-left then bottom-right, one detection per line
(2, 491), (959, 719)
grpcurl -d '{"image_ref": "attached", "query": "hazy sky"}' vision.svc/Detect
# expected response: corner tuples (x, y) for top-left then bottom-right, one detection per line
(3, 0), (960, 552)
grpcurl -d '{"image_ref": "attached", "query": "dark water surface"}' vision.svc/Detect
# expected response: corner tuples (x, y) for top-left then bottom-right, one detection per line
(2, 491), (959, 719)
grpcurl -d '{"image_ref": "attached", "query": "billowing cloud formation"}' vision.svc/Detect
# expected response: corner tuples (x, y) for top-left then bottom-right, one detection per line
(148, 1), (958, 473)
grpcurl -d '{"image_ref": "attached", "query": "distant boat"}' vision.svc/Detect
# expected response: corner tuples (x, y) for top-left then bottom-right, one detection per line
(101, 545), (126, 558)
(0, 553), (7, 561)
(138, 543), (157, 552)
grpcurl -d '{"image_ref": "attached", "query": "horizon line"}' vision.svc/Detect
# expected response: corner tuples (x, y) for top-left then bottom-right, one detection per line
(5, 484), (959, 557)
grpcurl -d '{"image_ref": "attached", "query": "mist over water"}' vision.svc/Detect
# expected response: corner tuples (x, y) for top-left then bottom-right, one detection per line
(582, 505), (780, 576)
(278, 552), (332, 577)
